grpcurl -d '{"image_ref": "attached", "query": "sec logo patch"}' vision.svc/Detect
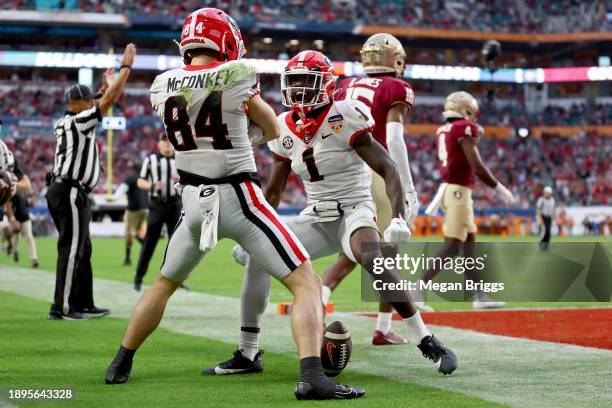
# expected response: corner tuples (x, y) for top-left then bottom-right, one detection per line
(327, 114), (344, 133)
(282, 136), (293, 149)
(453, 190), (462, 199)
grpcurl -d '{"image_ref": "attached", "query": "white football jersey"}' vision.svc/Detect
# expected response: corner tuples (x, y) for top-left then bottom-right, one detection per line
(0, 140), (15, 172)
(269, 99), (375, 206)
(150, 60), (259, 179)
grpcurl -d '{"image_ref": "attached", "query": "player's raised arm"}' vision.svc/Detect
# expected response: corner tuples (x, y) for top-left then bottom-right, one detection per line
(353, 133), (406, 219)
(386, 103), (418, 219)
(98, 43), (136, 115)
(246, 94), (281, 144)
(459, 130), (514, 204)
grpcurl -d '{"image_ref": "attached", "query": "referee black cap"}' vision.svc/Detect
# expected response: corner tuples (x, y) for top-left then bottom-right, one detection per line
(66, 84), (94, 102)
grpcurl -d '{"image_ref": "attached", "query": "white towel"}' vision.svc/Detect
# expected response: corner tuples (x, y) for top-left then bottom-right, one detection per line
(425, 182), (448, 216)
(198, 185), (220, 253)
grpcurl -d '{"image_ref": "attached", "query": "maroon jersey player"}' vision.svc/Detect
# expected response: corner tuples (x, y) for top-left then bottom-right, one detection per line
(324, 33), (420, 346)
(438, 118), (480, 188)
(421, 91), (514, 311)
(335, 75), (414, 149)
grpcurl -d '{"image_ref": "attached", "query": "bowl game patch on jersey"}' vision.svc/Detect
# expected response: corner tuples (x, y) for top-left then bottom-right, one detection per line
(327, 114), (344, 133)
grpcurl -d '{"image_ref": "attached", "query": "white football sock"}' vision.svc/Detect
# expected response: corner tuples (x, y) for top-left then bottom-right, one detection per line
(375, 312), (393, 335)
(239, 327), (260, 361)
(404, 312), (431, 342)
(321, 285), (331, 306)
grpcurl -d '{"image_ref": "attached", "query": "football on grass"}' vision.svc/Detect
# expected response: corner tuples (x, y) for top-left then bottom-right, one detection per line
(321, 321), (352, 377)
(0, 171), (13, 206)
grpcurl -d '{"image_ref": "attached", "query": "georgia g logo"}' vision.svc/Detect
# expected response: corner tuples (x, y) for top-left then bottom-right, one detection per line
(200, 186), (216, 197)
(282, 135), (293, 149)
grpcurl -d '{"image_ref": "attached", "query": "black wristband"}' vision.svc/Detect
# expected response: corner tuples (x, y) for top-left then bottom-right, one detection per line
(119, 64), (131, 70)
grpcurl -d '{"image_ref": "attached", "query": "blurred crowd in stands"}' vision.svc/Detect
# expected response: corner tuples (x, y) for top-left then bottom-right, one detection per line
(0, 78), (609, 212)
(410, 102), (612, 127)
(3, 128), (609, 212)
(1, 81), (610, 127)
(2, 0), (610, 33)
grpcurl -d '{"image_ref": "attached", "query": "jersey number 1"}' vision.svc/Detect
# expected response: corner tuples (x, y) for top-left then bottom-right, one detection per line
(302, 147), (324, 182)
(163, 92), (232, 151)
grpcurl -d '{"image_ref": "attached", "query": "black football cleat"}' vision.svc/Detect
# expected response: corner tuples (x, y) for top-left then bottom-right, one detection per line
(133, 282), (142, 292)
(123, 258), (132, 266)
(202, 350), (263, 376)
(417, 335), (457, 375)
(78, 306), (111, 318)
(294, 381), (365, 400)
(105, 354), (133, 384)
(47, 310), (90, 320)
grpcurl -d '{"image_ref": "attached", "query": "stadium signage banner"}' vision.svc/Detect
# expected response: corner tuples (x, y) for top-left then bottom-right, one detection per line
(0, 10), (126, 27)
(361, 242), (612, 302)
(34, 52), (116, 69)
(409, 65), (481, 81)
(0, 51), (610, 84)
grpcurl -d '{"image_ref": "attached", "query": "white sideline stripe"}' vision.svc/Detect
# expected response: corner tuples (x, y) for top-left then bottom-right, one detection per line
(1, 266), (611, 408)
(0, 398), (18, 408)
(63, 187), (79, 315)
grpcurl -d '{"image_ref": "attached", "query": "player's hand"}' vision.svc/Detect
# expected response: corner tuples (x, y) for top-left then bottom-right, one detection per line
(101, 67), (114, 91)
(495, 183), (514, 205)
(9, 181), (17, 197)
(120, 43), (136, 67)
(383, 216), (411, 243)
(232, 244), (249, 266)
(404, 189), (419, 225)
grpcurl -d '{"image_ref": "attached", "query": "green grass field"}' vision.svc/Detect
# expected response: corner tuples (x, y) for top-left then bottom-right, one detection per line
(2, 236), (607, 311)
(1, 236), (610, 407)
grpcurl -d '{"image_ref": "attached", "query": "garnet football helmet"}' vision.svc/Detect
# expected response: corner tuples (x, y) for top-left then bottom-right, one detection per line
(179, 8), (245, 63)
(281, 50), (337, 116)
(443, 91), (479, 122)
(360, 33), (406, 77)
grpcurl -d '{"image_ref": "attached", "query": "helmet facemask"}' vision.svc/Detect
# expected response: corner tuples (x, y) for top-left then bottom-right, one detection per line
(443, 91), (480, 122)
(281, 69), (334, 117)
(360, 33), (406, 77)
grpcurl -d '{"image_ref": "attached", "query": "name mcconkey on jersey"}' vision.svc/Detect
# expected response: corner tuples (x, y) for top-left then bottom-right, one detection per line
(165, 68), (244, 94)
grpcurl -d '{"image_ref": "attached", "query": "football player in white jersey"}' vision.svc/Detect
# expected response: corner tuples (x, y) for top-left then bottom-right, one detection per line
(0, 138), (18, 250)
(105, 9), (364, 400)
(208, 51), (457, 377)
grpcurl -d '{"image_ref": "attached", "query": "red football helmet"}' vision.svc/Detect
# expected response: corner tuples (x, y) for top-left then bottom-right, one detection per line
(281, 50), (337, 116)
(179, 8), (245, 63)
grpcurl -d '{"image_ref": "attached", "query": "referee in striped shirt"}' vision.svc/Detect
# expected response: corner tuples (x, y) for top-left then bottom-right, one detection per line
(46, 44), (136, 320)
(133, 133), (182, 291)
(537, 186), (556, 251)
